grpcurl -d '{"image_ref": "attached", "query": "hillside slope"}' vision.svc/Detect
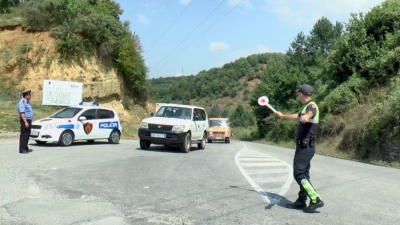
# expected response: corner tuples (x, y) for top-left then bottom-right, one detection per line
(0, 25), (126, 103)
(0, 24), (154, 137)
(0, 0), (155, 138)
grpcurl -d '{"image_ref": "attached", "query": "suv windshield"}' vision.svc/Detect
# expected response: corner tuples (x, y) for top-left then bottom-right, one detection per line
(154, 106), (192, 119)
(210, 120), (230, 127)
(50, 107), (83, 118)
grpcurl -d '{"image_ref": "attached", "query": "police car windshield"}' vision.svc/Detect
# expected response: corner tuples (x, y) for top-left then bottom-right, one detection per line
(210, 120), (230, 127)
(154, 106), (192, 119)
(50, 107), (83, 118)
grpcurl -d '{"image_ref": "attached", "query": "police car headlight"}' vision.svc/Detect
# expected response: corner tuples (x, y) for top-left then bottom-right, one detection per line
(140, 122), (148, 129)
(209, 131), (213, 134)
(172, 125), (185, 132)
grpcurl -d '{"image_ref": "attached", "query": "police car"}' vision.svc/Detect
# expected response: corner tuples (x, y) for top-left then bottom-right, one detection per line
(29, 102), (122, 146)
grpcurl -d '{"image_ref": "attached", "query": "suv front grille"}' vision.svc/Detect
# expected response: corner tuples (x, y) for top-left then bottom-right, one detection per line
(148, 124), (173, 131)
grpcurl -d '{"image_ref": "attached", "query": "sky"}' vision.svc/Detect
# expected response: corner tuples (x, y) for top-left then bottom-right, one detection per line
(115, 0), (384, 79)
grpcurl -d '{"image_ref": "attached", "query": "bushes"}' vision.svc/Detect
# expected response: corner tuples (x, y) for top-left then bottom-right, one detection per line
(53, 20), (92, 62)
(321, 75), (369, 114)
(328, 0), (400, 85)
(116, 32), (147, 95)
(331, 77), (400, 161)
(265, 119), (297, 143)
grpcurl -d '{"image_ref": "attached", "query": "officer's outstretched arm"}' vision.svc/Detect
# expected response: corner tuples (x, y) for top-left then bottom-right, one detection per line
(275, 112), (298, 121)
(282, 113), (299, 121)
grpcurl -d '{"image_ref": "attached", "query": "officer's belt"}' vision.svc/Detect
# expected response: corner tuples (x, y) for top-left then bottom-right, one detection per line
(296, 136), (315, 147)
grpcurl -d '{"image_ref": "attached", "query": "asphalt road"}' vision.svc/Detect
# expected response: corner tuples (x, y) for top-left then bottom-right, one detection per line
(0, 138), (399, 225)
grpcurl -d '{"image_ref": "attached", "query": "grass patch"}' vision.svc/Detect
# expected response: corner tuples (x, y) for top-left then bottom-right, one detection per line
(231, 126), (258, 141)
(0, 14), (23, 27)
(0, 97), (62, 133)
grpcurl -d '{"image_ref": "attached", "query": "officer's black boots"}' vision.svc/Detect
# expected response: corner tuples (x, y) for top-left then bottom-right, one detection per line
(303, 197), (324, 213)
(285, 197), (307, 209)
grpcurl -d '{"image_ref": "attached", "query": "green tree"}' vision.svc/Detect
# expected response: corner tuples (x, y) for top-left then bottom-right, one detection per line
(209, 104), (221, 118)
(221, 107), (231, 118)
(328, 0), (400, 85)
(231, 105), (254, 128)
(0, 0), (21, 13)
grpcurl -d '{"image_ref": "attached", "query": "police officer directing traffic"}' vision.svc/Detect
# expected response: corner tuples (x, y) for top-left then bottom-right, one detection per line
(273, 84), (324, 213)
(18, 90), (34, 154)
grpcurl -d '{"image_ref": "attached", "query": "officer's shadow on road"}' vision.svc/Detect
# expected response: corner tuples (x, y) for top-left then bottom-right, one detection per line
(230, 185), (295, 211)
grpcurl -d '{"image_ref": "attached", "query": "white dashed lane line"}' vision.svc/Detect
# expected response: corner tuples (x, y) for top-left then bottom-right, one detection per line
(235, 144), (293, 204)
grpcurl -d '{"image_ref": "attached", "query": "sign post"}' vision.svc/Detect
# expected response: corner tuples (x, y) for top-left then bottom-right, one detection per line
(41, 79), (83, 106)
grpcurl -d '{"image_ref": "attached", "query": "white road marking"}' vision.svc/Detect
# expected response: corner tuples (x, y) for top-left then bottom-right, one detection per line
(235, 144), (293, 204)
(253, 177), (288, 183)
(240, 163), (287, 167)
(246, 169), (289, 175)
(239, 158), (279, 162)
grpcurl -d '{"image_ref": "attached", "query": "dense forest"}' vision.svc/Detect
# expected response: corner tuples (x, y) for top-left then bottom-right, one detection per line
(149, 0), (400, 163)
(148, 53), (276, 103)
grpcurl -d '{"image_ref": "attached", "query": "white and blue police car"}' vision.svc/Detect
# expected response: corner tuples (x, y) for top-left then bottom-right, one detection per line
(29, 102), (122, 146)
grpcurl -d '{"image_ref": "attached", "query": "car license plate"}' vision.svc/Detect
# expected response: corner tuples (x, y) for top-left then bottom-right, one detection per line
(30, 131), (39, 136)
(216, 137), (222, 139)
(151, 133), (166, 138)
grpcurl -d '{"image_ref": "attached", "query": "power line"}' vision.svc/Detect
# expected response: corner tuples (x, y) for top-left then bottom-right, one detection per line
(152, 0), (244, 74)
(151, 0), (226, 72)
(146, 0), (195, 53)
(150, 1), (175, 27)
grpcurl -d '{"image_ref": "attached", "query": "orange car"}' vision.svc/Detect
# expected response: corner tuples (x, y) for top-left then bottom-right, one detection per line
(207, 117), (232, 143)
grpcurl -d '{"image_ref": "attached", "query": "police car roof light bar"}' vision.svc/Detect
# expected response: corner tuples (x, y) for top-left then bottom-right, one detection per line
(79, 102), (99, 106)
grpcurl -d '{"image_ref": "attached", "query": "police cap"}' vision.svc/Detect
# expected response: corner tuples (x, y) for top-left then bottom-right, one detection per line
(296, 84), (313, 95)
(22, 90), (31, 96)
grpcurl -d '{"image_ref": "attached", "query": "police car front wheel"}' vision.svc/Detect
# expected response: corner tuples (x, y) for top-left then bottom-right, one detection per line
(108, 130), (120, 144)
(59, 130), (74, 146)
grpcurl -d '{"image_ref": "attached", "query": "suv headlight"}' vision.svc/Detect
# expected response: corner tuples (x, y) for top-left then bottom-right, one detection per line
(140, 122), (148, 129)
(172, 125), (185, 132)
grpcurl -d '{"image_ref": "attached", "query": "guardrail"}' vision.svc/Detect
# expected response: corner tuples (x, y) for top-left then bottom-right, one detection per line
(0, 91), (43, 104)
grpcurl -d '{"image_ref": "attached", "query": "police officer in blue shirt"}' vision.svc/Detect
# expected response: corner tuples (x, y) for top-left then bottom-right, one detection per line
(18, 90), (34, 154)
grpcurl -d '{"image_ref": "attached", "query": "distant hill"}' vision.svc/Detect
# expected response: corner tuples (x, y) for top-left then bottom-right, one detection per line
(148, 53), (283, 112)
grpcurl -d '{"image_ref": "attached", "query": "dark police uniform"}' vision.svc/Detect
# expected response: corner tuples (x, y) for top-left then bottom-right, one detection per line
(17, 90), (34, 154)
(287, 84), (324, 213)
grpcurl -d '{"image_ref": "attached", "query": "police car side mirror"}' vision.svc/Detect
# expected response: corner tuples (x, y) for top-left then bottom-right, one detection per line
(78, 116), (86, 121)
(150, 112), (154, 117)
